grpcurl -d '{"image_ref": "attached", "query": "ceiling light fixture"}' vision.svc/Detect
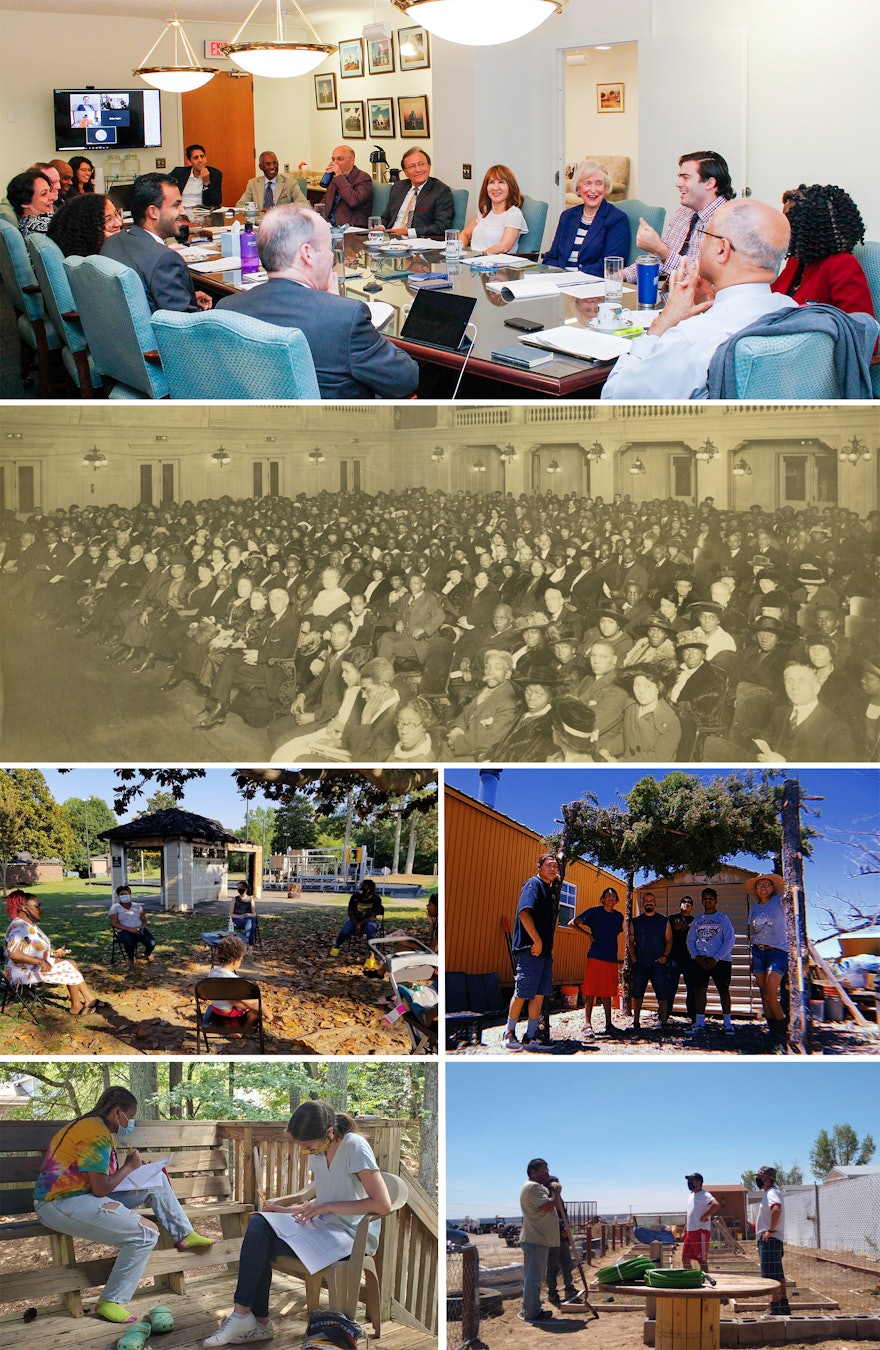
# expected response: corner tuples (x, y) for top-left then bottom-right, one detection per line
(134, 1), (217, 92)
(390, 0), (566, 47)
(223, 0), (336, 78)
(211, 447), (231, 468)
(308, 447), (325, 466)
(431, 444), (445, 463)
(82, 445), (108, 471)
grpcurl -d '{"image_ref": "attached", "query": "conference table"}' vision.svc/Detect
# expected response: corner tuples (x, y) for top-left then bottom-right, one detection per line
(188, 227), (661, 399)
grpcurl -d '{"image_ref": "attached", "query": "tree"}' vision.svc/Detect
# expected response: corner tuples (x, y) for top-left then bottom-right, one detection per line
(239, 805), (277, 854)
(0, 769), (77, 896)
(810, 1124), (876, 1179)
(61, 796), (117, 875)
(139, 790), (180, 816)
(129, 1064), (160, 1119)
(741, 1162), (804, 1190)
(273, 797), (318, 852)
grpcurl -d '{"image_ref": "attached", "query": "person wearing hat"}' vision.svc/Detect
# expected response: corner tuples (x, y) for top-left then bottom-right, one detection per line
(621, 612), (678, 668)
(580, 605), (634, 664)
(857, 656), (880, 760)
(568, 886), (623, 1037)
(667, 629), (728, 757)
(548, 631), (588, 691)
(505, 855), (561, 1054)
(746, 873), (789, 1040)
(577, 642), (629, 759)
(754, 1166), (791, 1315)
(497, 677), (559, 761)
(688, 599), (737, 662)
(607, 666), (681, 763)
(682, 1172), (720, 1272)
(667, 897), (698, 1022)
(792, 562), (841, 616)
(518, 1157), (562, 1318)
(737, 614), (792, 693)
(550, 697), (597, 761)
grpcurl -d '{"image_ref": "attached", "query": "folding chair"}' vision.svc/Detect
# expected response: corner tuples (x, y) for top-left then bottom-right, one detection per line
(107, 928), (145, 966)
(195, 977), (265, 1054)
(0, 951), (65, 1024)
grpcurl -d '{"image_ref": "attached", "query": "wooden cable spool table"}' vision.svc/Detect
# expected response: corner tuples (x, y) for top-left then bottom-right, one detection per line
(612, 1273), (780, 1350)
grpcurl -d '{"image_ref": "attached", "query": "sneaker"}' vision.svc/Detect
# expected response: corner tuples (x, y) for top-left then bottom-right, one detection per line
(177, 1232), (213, 1251)
(686, 1023), (706, 1035)
(521, 1037), (546, 1051)
(330, 947), (341, 958)
(517, 1311), (553, 1322)
(723, 1023), (736, 1037)
(204, 1314), (274, 1347)
(502, 1032), (523, 1052)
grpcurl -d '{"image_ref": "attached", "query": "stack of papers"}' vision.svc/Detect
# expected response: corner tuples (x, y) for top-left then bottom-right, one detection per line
(467, 254), (535, 269)
(486, 273), (589, 301)
(522, 325), (631, 362)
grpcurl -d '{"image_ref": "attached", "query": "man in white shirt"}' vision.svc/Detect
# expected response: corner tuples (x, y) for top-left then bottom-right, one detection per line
(754, 1166), (790, 1315)
(602, 199), (794, 401)
(170, 143), (223, 211)
(683, 1172), (721, 1272)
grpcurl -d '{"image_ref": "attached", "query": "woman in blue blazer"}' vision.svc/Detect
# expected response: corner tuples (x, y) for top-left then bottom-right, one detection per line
(543, 159), (630, 272)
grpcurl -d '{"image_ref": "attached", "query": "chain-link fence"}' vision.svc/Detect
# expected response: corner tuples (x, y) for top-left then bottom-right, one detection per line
(447, 1244), (480, 1350)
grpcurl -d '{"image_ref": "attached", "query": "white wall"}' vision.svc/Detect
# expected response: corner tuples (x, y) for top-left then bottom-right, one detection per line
(565, 44), (639, 195)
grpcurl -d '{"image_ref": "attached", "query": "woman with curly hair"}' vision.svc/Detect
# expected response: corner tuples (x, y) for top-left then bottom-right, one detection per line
(47, 192), (121, 257)
(68, 155), (96, 194)
(771, 183), (874, 315)
(6, 169), (54, 236)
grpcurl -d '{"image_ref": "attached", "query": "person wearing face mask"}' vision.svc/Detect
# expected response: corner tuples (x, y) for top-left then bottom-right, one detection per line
(682, 1172), (720, 1273)
(4, 889), (99, 1014)
(33, 1087), (212, 1324)
(754, 1165), (791, 1316)
(204, 1101), (391, 1347)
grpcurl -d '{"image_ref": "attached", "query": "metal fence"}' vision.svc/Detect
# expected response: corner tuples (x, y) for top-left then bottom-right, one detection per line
(447, 1244), (480, 1350)
(748, 1175), (880, 1256)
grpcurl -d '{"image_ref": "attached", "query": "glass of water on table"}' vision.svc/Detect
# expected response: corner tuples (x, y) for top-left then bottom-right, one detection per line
(604, 255), (624, 301)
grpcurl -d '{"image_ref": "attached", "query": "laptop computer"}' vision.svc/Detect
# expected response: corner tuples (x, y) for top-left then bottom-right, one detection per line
(399, 288), (476, 352)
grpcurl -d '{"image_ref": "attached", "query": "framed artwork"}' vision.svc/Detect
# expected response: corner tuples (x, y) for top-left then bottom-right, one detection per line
(397, 24), (430, 71)
(338, 38), (364, 79)
(597, 81), (625, 113)
(397, 94), (429, 138)
(340, 100), (366, 140)
(367, 97), (395, 139)
(314, 73), (337, 109)
(367, 35), (395, 75)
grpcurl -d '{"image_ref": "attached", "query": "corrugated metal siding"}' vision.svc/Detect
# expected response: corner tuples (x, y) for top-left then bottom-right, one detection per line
(446, 787), (625, 987)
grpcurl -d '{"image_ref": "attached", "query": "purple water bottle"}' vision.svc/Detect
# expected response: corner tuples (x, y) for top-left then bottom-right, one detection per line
(239, 220), (260, 275)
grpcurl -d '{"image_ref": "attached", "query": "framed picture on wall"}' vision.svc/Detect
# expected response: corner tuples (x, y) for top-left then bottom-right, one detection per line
(367, 97), (395, 139)
(397, 25), (430, 71)
(340, 100), (366, 139)
(314, 73), (337, 109)
(338, 38), (364, 79)
(367, 35), (395, 75)
(398, 94), (429, 138)
(597, 82), (624, 113)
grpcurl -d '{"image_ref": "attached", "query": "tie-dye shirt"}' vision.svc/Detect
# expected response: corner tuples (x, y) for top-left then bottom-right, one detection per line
(34, 1117), (117, 1203)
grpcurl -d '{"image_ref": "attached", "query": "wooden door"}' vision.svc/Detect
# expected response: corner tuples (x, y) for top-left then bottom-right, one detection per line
(182, 72), (255, 206)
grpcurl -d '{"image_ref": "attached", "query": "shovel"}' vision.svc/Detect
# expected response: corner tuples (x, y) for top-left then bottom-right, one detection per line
(556, 1204), (600, 1320)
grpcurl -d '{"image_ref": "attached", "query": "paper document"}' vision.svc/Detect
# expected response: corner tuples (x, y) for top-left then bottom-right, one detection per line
(176, 247), (217, 263)
(467, 254), (534, 269)
(258, 1213), (354, 1274)
(409, 238), (448, 252)
(189, 256), (240, 273)
(485, 272), (587, 301)
(113, 1158), (171, 1191)
(522, 325), (631, 361)
(366, 300), (395, 331)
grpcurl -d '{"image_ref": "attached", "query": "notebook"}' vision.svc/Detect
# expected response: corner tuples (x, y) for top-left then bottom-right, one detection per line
(399, 288), (476, 351)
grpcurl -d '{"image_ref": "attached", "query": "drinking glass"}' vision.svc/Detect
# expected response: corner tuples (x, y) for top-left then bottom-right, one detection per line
(604, 255), (624, 301)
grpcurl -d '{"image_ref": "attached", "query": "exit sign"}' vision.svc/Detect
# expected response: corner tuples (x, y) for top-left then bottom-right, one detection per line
(204, 40), (230, 59)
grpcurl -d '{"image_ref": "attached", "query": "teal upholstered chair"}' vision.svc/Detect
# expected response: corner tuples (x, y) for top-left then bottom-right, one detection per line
(151, 309), (320, 400)
(370, 182), (392, 220)
(451, 188), (469, 233)
(516, 196), (549, 257)
(615, 198), (667, 266)
(853, 240), (880, 396)
(64, 253), (168, 399)
(26, 235), (102, 396)
(730, 331), (841, 398)
(0, 217), (62, 396)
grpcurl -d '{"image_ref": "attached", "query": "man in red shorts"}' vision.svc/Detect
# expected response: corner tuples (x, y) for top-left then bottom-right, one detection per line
(682, 1172), (720, 1272)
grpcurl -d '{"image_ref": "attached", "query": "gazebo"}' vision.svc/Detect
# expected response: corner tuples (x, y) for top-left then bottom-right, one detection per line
(98, 809), (252, 912)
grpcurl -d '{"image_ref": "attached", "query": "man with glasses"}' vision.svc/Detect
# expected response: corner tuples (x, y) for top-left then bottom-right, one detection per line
(382, 147), (454, 238)
(623, 150), (735, 282)
(602, 198), (794, 400)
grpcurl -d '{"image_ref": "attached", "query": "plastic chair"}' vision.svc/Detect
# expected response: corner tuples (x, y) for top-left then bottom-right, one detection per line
(451, 188), (470, 233)
(853, 240), (880, 396)
(26, 235), (103, 396)
(731, 330), (841, 398)
(64, 253), (168, 398)
(516, 196), (549, 257)
(0, 217), (62, 396)
(269, 1169), (409, 1337)
(614, 198), (667, 266)
(150, 309), (320, 400)
(195, 977), (265, 1054)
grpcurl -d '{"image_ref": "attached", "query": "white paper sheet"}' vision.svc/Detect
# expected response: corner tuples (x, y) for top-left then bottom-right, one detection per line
(258, 1212), (354, 1274)
(366, 300), (395, 330)
(522, 325), (631, 361)
(113, 1158), (171, 1191)
(466, 254), (534, 269)
(189, 256), (242, 273)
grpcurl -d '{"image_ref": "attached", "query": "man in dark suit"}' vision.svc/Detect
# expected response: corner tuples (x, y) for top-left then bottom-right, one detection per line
(667, 629), (728, 757)
(194, 587), (300, 729)
(169, 143), (223, 211)
(315, 145), (373, 227)
(756, 661), (855, 762)
(382, 147), (454, 238)
(102, 173), (212, 313)
(215, 204), (419, 399)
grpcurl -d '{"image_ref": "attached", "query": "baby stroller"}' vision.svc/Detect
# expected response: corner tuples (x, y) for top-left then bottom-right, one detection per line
(368, 934), (438, 1055)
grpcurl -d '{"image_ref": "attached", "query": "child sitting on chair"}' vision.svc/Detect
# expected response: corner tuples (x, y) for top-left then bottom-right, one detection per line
(330, 878), (384, 958)
(205, 934), (260, 1035)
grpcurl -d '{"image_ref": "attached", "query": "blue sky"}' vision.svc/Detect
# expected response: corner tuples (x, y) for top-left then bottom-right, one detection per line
(43, 768), (273, 835)
(445, 1061), (879, 1218)
(445, 769), (879, 948)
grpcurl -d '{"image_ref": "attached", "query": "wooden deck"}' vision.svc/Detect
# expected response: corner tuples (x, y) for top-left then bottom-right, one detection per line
(0, 1269), (437, 1350)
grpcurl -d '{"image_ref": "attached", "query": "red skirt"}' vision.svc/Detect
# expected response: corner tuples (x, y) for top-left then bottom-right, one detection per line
(582, 957), (619, 998)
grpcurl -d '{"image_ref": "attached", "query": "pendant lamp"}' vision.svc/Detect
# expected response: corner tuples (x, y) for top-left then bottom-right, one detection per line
(134, 2), (217, 92)
(390, 0), (566, 46)
(222, 0), (336, 78)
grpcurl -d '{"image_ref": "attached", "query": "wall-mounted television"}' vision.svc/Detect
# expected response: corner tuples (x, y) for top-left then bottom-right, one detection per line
(53, 88), (163, 152)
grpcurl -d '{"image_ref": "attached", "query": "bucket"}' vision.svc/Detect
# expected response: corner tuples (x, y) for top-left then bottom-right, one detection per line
(825, 994), (844, 1022)
(561, 985), (579, 1008)
(809, 999), (825, 1021)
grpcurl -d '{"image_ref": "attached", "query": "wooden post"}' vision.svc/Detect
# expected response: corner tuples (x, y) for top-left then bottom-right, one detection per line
(48, 1232), (84, 1316)
(622, 870), (635, 1015)
(781, 778), (812, 1054)
(538, 805), (573, 1042)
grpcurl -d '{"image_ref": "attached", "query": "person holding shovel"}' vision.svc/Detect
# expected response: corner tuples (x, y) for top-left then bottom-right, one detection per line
(519, 1157), (561, 1322)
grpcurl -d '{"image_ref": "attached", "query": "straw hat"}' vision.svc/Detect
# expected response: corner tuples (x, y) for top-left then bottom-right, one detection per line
(744, 873), (785, 899)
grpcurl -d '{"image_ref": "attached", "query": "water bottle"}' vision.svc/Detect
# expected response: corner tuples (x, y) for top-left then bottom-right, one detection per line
(227, 917), (234, 933)
(240, 220), (259, 275)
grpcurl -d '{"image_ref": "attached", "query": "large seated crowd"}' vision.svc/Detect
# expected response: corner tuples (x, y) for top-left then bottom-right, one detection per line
(2, 488), (878, 763)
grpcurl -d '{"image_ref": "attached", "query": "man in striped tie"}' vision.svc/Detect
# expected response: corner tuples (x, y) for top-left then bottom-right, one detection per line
(382, 147), (454, 238)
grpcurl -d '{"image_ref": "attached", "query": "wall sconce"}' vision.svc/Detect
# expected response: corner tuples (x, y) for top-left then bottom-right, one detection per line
(266, 436), (276, 443)
(82, 446), (108, 471)
(431, 444), (445, 463)
(472, 459), (487, 474)
(155, 434), (167, 442)
(629, 457), (646, 476)
(732, 458), (752, 477)
(586, 440), (606, 463)
(839, 436), (870, 464)
(308, 447), (325, 467)
(6, 432), (22, 440)
(695, 438), (719, 463)
(499, 443), (518, 465)
(546, 459), (561, 475)
(211, 447), (231, 468)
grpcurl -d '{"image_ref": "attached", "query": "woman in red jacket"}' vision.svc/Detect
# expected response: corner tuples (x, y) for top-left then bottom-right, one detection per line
(772, 183), (873, 315)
